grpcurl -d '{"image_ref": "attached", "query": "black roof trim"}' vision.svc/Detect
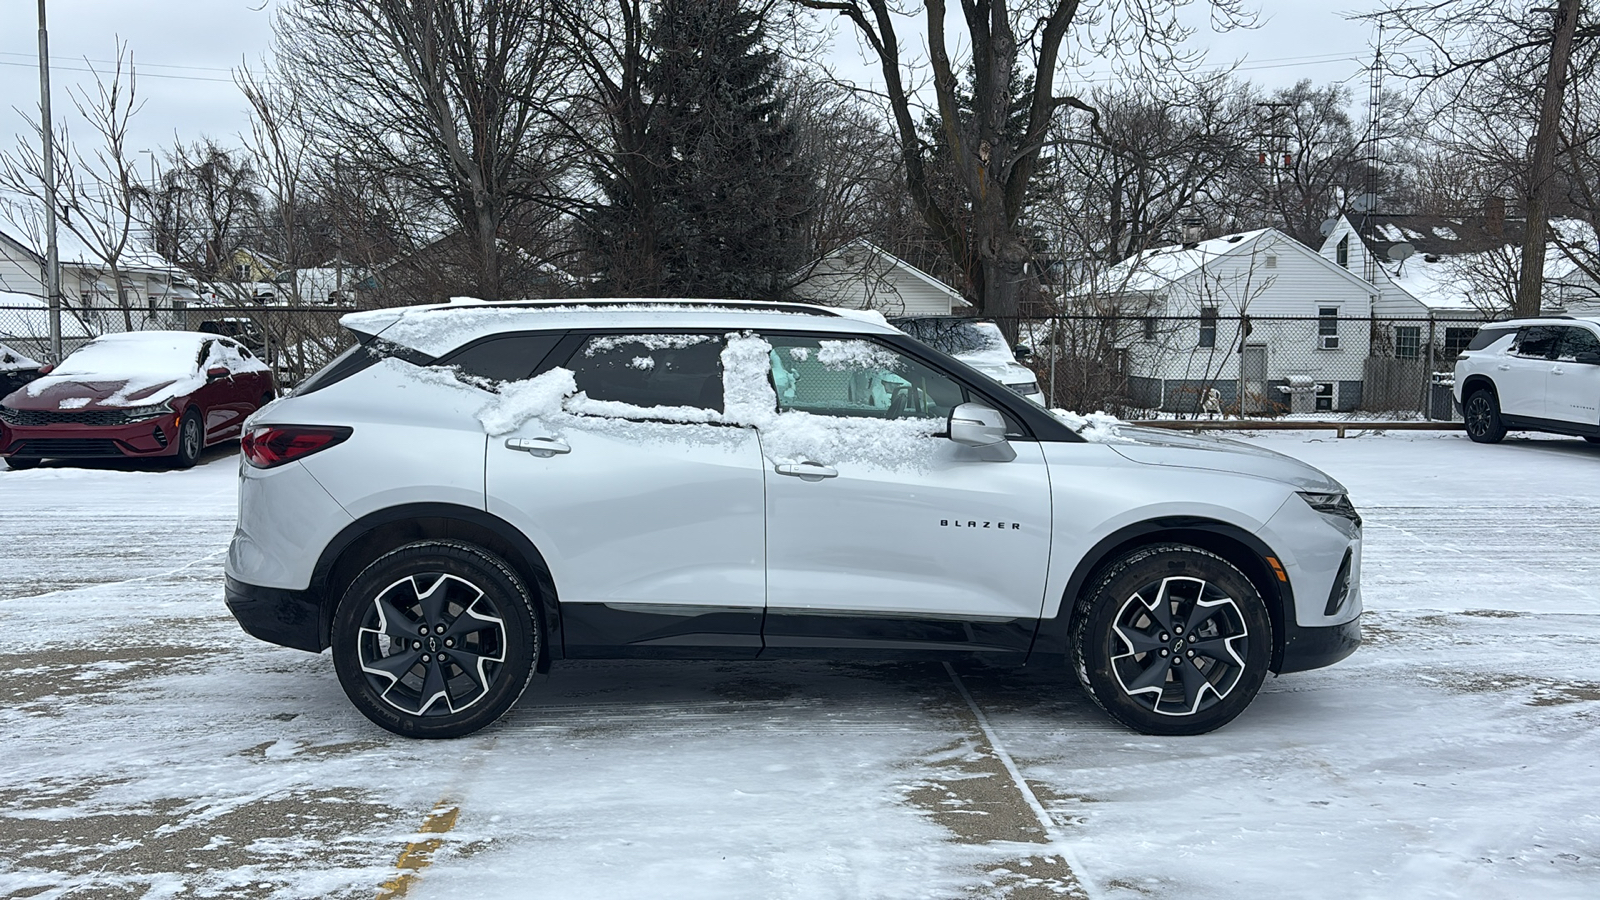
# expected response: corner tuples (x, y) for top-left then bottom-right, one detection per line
(422, 299), (844, 318)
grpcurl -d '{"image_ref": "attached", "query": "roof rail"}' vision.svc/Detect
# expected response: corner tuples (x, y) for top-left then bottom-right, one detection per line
(433, 298), (843, 317)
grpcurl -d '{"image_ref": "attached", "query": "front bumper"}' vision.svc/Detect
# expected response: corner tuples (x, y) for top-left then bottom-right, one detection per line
(0, 416), (182, 459)
(1277, 614), (1362, 674)
(225, 574), (326, 653)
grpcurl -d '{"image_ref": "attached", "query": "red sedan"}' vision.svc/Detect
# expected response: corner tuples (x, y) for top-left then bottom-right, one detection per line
(0, 330), (276, 470)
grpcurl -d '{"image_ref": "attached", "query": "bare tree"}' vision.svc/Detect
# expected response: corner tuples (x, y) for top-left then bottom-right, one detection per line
(795, 0), (1252, 337)
(1363, 0), (1597, 316)
(0, 44), (147, 329)
(272, 0), (569, 301)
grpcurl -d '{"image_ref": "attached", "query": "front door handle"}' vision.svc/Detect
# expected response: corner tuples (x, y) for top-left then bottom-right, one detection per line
(506, 437), (570, 458)
(1496, 364), (1512, 371)
(775, 461), (838, 481)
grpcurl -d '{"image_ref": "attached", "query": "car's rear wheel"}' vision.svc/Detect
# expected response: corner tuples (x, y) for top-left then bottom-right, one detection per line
(332, 540), (539, 738)
(1071, 544), (1271, 735)
(3, 456), (42, 470)
(173, 410), (204, 468)
(1463, 390), (1506, 443)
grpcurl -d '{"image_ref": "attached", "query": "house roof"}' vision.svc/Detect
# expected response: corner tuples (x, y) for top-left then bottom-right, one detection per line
(810, 239), (972, 308)
(0, 200), (175, 273)
(1094, 227), (1376, 297)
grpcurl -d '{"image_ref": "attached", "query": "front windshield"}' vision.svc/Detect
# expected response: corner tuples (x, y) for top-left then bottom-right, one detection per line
(891, 318), (1008, 357)
(54, 334), (204, 378)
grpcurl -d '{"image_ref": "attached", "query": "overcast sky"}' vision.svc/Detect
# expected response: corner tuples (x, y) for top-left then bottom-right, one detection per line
(1, 1), (1379, 189)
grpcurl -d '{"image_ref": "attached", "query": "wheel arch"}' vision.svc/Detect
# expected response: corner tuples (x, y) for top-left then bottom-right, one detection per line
(1460, 373), (1497, 400)
(1033, 517), (1294, 673)
(310, 502), (561, 667)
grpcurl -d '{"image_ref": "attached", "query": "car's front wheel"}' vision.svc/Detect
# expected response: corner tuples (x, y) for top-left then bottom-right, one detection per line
(332, 540), (539, 738)
(1071, 544), (1271, 735)
(173, 409), (204, 468)
(1463, 390), (1506, 444)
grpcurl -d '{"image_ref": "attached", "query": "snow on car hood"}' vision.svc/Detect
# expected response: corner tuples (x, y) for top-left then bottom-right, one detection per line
(8, 375), (192, 409)
(963, 357), (1036, 386)
(1051, 410), (1345, 492)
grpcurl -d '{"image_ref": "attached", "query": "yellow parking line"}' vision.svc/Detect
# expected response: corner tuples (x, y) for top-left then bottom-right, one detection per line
(375, 801), (460, 899)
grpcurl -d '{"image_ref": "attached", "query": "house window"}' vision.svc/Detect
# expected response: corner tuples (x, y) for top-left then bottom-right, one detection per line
(1317, 306), (1340, 350)
(1395, 326), (1421, 359)
(1315, 382), (1335, 411)
(1336, 236), (1349, 268)
(1198, 307), (1218, 348)
(1443, 327), (1475, 357)
(1142, 317), (1156, 342)
(235, 263), (252, 282)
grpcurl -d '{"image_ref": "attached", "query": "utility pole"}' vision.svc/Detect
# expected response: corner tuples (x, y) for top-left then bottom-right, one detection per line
(37, 0), (62, 361)
(1516, 0), (1581, 318)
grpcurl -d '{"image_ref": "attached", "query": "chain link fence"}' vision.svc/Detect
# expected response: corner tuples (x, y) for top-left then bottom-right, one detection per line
(1, 301), (355, 388)
(1000, 313), (1495, 421)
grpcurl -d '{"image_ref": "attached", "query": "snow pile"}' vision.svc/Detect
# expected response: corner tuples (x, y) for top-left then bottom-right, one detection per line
(0, 341), (40, 371)
(476, 368), (577, 435)
(1050, 409), (1130, 443)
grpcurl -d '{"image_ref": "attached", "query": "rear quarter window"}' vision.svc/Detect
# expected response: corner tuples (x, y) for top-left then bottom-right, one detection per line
(1466, 327), (1516, 351)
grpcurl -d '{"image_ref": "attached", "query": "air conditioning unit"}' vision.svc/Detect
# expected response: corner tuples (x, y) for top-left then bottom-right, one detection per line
(1319, 334), (1341, 351)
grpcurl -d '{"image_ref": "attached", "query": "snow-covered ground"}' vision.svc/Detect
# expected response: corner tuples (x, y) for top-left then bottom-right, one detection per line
(1, 432), (1597, 899)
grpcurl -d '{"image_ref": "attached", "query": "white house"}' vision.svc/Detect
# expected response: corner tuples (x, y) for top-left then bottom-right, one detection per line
(792, 240), (972, 316)
(0, 202), (194, 329)
(1088, 228), (1376, 414)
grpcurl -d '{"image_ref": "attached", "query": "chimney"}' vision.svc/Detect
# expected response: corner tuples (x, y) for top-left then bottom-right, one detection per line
(1181, 216), (1205, 249)
(1484, 196), (1506, 236)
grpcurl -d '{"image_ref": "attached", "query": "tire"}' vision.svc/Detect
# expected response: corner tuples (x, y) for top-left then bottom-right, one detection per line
(3, 456), (42, 471)
(332, 540), (539, 739)
(1071, 543), (1272, 736)
(173, 409), (204, 468)
(1463, 390), (1506, 444)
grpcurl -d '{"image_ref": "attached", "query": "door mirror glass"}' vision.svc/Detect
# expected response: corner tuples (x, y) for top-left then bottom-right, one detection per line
(948, 402), (1007, 447)
(1575, 351), (1600, 365)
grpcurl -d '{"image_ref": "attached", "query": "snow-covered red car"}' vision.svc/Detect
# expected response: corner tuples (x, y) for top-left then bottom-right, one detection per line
(0, 330), (275, 470)
(225, 299), (1363, 740)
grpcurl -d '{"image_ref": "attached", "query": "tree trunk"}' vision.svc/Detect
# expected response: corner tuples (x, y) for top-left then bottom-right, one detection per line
(1515, 0), (1580, 318)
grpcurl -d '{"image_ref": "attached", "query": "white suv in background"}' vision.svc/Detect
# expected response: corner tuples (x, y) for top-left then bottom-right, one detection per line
(1454, 316), (1600, 444)
(225, 299), (1362, 739)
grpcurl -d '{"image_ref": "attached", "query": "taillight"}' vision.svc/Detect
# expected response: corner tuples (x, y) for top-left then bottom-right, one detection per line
(241, 425), (353, 469)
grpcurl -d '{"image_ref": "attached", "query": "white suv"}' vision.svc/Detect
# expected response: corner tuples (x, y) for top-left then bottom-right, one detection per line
(1454, 316), (1600, 444)
(225, 299), (1362, 738)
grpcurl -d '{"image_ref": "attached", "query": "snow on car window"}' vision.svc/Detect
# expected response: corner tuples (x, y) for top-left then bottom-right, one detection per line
(630, 356), (655, 370)
(584, 333), (714, 355)
(815, 339), (901, 371)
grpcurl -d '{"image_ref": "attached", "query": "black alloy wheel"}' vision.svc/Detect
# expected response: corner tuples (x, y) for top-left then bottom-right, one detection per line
(174, 410), (204, 468)
(1463, 390), (1506, 444)
(332, 540), (538, 738)
(1071, 544), (1271, 735)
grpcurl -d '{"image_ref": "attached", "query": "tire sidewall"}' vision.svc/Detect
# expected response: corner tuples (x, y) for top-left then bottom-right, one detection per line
(1464, 390), (1505, 443)
(331, 541), (538, 739)
(174, 410), (204, 467)
(1072, 544), (1272, 736)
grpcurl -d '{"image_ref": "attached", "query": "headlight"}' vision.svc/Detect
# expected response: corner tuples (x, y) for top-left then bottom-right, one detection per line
(118, 402), (173, 422)
(1299, 491), (1362, 528)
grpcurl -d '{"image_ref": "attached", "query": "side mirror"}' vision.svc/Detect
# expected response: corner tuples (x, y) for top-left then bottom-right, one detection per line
(206, 366), (230, 380)
(1575, 351), (1600, 365)
(38, 363), (54, 376)
(1013, 344), (1034, 361)
(949, 402), (1007, 447)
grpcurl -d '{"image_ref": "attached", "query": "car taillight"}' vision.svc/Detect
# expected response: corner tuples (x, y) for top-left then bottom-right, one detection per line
(241, 425), (353, 469)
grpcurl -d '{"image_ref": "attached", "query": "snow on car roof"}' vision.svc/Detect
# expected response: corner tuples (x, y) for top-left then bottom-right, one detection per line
(343, 298), (899, 357)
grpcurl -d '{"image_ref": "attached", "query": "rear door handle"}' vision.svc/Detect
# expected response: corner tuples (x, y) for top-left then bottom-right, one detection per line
(1496, 364), (1512, 371)
(506, 437), (570, 457)
(775, 461), (837, 481)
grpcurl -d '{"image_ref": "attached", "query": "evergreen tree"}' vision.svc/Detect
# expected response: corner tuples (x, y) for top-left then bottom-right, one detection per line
(585, 0), (815, 299)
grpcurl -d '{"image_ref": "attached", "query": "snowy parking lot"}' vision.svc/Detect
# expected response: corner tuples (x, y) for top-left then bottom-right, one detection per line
(2, 430), (1598, 900)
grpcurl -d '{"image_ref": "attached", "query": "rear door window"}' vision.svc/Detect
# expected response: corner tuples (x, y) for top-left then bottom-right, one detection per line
(1511, 326), (1561, 360)
(562, 333), (727, 413)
